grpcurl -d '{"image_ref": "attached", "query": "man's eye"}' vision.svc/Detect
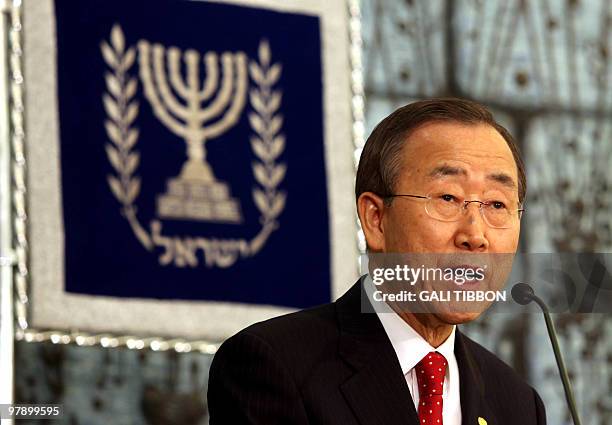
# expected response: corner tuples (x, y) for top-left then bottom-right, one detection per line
(490, 201), (507, 209)
(440, 194), (456, 202)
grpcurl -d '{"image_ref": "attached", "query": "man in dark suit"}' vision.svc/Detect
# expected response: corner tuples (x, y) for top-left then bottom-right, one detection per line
(208, 98), (546, 424)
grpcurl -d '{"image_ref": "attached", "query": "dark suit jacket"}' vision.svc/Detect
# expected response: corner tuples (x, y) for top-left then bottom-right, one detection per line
(208, 281), (546, 425)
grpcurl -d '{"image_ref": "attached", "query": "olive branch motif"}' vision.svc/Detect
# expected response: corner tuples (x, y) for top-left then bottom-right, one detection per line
(100, 25), (152, 250)
(248, 40), (286, 253)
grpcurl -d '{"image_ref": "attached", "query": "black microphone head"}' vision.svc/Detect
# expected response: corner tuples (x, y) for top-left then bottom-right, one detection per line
(511, 283), (535, 305)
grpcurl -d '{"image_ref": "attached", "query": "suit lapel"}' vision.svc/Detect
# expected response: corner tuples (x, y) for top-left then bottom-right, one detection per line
(336, 280), (420, 425)
(335, 281), (500, 425)
(455, 330), (498, 425)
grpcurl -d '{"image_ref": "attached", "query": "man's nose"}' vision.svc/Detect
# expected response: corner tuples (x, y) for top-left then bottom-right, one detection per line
(454, 202), (489, 251)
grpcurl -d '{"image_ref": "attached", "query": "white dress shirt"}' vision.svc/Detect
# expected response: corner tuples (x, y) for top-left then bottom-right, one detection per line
(366, 278), (462, 425)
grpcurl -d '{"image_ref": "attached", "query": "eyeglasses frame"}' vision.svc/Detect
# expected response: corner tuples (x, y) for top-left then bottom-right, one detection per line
(383, 193), (525, 229)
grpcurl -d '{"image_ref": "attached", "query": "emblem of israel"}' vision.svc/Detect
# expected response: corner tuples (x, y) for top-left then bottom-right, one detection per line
(100, 24), (287, 268)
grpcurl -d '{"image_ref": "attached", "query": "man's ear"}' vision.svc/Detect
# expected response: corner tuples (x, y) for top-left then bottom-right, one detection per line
(357, 192), (386, 252)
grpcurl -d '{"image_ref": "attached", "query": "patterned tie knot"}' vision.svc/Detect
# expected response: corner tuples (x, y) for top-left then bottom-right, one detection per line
(415, 351), (447, 396)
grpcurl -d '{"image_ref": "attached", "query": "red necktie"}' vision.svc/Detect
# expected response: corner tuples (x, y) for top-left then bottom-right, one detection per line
(415, 351), (447, 424)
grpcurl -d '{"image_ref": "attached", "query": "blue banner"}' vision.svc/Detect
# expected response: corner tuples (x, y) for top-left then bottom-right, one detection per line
(54, 0), (330, 308)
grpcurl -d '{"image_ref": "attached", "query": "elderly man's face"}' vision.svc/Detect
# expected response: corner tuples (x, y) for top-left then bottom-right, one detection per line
(381, 121), (520, 255)
(360, 121), (521, 324)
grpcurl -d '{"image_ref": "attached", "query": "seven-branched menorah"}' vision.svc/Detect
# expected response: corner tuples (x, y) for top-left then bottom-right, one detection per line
(138, 41), (247, 223)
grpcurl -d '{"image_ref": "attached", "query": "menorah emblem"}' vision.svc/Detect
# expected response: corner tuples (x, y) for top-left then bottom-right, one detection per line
(138, 41), (248, 223)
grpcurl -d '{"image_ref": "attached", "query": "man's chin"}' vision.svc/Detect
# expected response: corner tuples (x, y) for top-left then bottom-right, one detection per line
(434, 310), (482, 325)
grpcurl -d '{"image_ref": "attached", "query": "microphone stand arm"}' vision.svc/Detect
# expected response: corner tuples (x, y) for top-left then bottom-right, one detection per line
(531, 294), (582, 425)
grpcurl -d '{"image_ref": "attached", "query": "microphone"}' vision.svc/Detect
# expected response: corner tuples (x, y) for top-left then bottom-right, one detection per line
(511, 283), (582, 425)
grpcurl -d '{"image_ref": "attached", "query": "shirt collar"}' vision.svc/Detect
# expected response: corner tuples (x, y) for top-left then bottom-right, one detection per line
(365, 276), (456, 375)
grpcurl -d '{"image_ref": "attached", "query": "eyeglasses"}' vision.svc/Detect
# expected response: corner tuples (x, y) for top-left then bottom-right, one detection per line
(384, 193), (524, 229)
